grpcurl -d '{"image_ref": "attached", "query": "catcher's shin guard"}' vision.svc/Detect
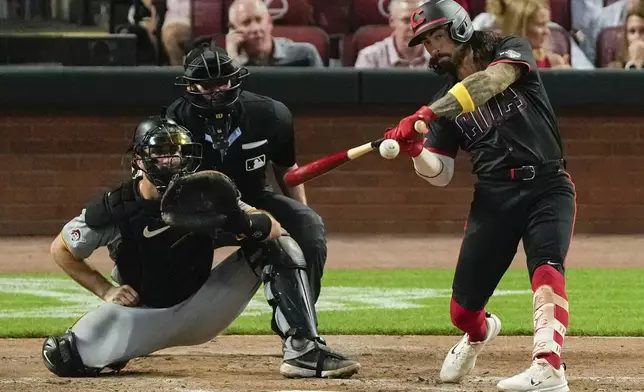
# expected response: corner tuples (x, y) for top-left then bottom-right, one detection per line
(262, 235), (320, 340)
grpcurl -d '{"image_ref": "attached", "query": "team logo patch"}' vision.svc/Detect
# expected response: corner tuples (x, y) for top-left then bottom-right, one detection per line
(499, 49), (521, 59)
(69, 228), (83, 243)
(246, 154), (266, 171)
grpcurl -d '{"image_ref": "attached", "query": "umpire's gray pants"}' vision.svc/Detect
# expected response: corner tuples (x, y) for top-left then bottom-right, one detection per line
(70, 249), (262, 368)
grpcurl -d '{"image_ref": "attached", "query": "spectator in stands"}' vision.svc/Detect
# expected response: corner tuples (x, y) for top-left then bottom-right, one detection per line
(161, 0), (191, 66)
(116, 0), (159, 65)
(573, 0), (640, 65)
(354, 0), (430, 69)
(608, 7), (644, 68)
(470, 0), (504, 31)
(473, 0), (594, 69)
(226, 0), (324, 67)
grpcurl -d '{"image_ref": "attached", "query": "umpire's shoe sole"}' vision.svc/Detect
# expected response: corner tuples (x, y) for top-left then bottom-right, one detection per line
(280, 362), (361, 379)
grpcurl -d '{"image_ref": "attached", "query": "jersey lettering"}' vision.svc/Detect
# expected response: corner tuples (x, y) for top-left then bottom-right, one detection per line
(454, 87), (526, 150)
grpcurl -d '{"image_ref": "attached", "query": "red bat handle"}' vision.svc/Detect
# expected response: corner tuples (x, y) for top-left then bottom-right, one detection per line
(284, 138), (384, 187)
(284, 151), (349, 187)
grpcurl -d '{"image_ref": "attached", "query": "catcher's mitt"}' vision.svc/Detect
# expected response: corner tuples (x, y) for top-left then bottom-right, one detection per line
(160, 170), (247, 233)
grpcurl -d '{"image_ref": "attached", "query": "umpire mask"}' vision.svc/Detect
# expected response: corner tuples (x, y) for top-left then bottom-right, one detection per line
(175, 43), (249, 150)
(131, 117), (203, 194)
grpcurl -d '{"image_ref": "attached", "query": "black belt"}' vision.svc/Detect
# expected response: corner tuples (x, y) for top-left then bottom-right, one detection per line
(478, 159), (566, 181)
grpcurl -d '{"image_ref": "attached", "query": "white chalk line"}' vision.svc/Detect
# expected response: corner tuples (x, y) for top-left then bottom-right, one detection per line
(0, 276), (531, 319)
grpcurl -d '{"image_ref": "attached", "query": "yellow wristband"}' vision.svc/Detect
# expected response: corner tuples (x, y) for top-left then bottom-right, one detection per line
(448, 83), (476, 113)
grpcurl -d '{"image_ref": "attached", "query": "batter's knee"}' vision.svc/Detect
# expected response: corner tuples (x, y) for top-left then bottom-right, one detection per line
(527, 258), (565, 281)
(451, 290), (489, 314)
(42, 331), (99, 377)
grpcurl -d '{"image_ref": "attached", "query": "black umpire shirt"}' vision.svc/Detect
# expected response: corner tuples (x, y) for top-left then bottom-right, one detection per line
(424, 36), (564, 174)
(165, 91), (297, 196)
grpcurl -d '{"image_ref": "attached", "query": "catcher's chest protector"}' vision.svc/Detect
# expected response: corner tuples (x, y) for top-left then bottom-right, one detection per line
(87, 180), (216, 308)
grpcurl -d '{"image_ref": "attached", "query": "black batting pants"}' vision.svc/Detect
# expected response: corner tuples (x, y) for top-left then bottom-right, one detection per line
(452, 170), (576, 311)
(244, 191), (327, 303)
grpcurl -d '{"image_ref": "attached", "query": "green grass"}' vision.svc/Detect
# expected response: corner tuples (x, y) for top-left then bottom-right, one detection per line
(1, 269), (643, 338)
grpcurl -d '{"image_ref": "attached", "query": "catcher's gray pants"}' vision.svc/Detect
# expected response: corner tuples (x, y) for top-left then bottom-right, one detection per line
(70, 249), (262, 368)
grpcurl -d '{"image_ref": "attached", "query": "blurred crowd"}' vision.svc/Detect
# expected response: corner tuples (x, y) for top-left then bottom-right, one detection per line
(3, 0), (644, 70)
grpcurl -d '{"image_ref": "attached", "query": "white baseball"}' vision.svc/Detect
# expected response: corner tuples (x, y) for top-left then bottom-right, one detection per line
(379, 139), (400, 159)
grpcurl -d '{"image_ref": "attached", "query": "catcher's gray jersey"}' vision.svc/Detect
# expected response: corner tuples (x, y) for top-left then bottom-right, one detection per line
(61, 200), (258, 260)
(60, 199), (265, 368)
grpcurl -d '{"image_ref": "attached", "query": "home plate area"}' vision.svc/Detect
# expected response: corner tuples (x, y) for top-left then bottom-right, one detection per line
(1, 335), (643, 392)
(0, 235), (642, 391)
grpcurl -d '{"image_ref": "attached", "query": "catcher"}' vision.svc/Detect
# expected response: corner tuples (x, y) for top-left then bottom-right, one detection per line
(41, 116), (360, 379)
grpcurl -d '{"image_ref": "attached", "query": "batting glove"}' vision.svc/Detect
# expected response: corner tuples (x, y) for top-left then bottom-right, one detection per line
(384, 106), (436, 141)
(399, 140), (424, 158)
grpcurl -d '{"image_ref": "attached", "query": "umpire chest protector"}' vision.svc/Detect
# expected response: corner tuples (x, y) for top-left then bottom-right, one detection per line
(85, 179), (215, 308)
(167, 93), (281, 196)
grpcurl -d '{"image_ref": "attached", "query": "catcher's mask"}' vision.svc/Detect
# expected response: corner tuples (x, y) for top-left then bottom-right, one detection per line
(131, 117), (203, 193)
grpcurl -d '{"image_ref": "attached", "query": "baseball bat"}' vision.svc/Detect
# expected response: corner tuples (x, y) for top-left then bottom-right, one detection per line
(283, 137), (385, 187)
(414, 120), (428, 133)
(283, 121), (429, 187)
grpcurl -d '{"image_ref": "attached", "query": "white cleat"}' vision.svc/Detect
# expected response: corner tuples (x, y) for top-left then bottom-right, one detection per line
(497, 358), (569, 392)
(439, 313), (502, 383)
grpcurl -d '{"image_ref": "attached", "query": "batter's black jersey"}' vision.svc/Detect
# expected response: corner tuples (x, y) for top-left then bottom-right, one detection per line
(424, 36), (563, 174)
(165, 91), (297, 196)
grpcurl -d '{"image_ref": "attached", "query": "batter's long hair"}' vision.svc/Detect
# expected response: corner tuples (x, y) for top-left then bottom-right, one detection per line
(467, 30), (505, 67)
(429, 28), (504, 76)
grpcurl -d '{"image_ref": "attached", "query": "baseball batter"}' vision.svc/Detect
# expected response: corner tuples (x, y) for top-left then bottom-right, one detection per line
(383, 1), (574, 391)
(41, 117), (360, 379)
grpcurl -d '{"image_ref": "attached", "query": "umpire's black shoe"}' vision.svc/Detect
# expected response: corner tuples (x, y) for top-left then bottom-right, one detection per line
(280, 336), (361, 379)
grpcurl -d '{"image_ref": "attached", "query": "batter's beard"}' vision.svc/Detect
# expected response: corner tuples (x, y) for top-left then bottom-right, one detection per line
(429, 44), (470, 78)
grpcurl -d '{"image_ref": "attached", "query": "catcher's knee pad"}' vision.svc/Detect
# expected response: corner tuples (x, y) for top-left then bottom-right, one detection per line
(262, 235), (319, 340)
(267, 235), (307, 270)
(42, 332), (99, 377)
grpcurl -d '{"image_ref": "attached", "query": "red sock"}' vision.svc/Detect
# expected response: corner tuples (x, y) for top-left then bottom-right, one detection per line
(531, 265), (569, 370)
(450, 297), (487, 342)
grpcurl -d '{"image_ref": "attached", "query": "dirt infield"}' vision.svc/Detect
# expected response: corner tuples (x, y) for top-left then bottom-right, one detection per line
(1, 234), (643, 392)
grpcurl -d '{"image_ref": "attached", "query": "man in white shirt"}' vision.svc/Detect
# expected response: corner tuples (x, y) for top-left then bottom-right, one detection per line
(354, 0), (430, 68)
(226, 0), (324, 67)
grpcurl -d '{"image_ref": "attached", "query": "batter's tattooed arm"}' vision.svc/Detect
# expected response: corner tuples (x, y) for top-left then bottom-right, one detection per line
(429, 63), (522, 118)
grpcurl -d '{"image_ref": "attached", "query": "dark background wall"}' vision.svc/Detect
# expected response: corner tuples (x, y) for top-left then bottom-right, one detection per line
(1, 68), (643, 235)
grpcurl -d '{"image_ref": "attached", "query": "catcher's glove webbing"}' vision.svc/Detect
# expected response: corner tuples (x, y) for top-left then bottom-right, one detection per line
(160, 170), (272, 240)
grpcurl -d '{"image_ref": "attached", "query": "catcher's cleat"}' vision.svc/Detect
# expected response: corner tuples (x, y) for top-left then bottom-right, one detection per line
(279, 336), (361, 379)
(42, 332), (100, 377)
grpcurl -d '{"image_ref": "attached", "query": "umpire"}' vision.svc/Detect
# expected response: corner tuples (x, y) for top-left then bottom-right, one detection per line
(164, 43), (327, 309)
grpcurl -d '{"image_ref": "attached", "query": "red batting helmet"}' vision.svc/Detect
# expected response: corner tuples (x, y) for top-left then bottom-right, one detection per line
(408, 0), (474, 47)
